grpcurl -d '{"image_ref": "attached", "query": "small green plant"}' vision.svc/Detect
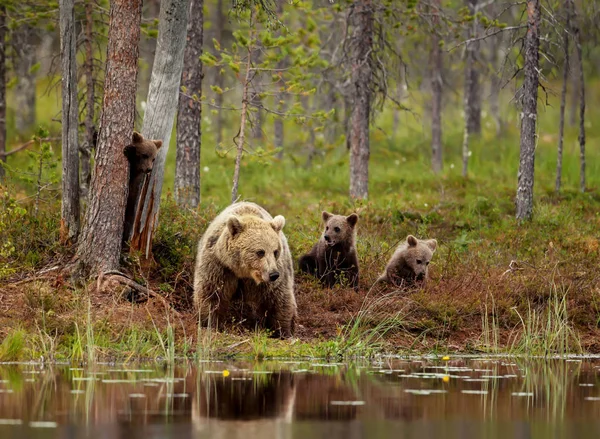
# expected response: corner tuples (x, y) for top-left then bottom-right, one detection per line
(0, 328), (27, 361)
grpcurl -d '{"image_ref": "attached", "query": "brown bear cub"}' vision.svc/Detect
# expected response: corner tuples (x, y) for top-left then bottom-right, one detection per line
(193, 202), (297, 338)
(299, 211), (359, 289)
(377, 235), (437, 287)
(122, 131), (163, 244)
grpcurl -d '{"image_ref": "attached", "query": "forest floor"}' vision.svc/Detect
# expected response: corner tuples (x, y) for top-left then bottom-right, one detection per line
(1, 82), (599, 362)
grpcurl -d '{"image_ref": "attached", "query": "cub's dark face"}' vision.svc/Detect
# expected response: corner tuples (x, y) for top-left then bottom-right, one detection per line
(123, 131), (163, 174)
(321, 211), (358, 247)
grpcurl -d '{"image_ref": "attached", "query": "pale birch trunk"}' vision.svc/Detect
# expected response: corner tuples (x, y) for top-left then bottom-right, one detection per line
(130, 0), (190, 257)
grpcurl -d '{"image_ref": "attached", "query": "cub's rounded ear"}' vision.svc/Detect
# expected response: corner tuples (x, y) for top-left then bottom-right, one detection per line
(271, 215), (285, 233)
(123, 144), (135, 158)
(132, 131), (143, 143)
(227, 216), (243, 236)
(153, 140), (163, 149)
(346, 213), (358, 228)
(322, 211), (332, 222)
(427, 239), (438, 252)
(407, 235), (418, 247)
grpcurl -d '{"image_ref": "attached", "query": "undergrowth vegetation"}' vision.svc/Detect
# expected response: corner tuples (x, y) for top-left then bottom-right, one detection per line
(0, 79), (599, 362)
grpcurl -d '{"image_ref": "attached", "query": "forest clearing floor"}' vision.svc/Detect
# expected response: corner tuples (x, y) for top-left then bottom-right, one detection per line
(2, 186), (600, 362)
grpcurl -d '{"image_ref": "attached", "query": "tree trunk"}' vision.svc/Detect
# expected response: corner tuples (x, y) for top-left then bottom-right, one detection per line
(461, 0), (479, 177)
(13, 25), (36, 133)
(568, 44), (578, 127)
(214, 0), (225, 147)
(465, 0), (481, 136)
(250, 46), (263, 141)
(130, 0), (190, 257)
(0, 6), (6, 180)
(489, 34), (503, 137)
(175, 0), (203, 209)
(573, 8), (586, 193)
(348, 0), (373, 200)
(75, 0), (143, 277)
(516, 0), (540, 222)
(59, 0), (80, 244)
(231, 20), (254, 204)
(81, 0), (96, 199)
(430, 0), (443, 174)
(273, 1), (286, 158)
(555, 0), (571, 194)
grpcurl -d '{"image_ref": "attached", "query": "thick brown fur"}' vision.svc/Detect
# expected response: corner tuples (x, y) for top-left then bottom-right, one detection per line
(122, 131), (163, 244)
(193, 202), (297, 338)
(377, 235), (437, 288)
(299, 211), (359, 289)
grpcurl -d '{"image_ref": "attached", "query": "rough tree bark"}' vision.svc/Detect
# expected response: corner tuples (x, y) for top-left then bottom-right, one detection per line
(13, 25), (36, 133)
(489, 33), (503, 137)
(465, 0), (481, 135)
(348, 0), (373, 200)
(59, 0), (80, 244)
(555, 0), (571, 194)
(130, 0), (190, 257)
(231, 19), (254, 204)
(250, 46), (264, 141)
(430, 0), (443, 174)
(0, 6), (6, 180)
(461, 0), (479, 177)
(213, 0), (225, 147)
(75, 0), (143, 277)
(81, 0), (96, 198)
(516, 0), (540, 222)
(175, 0), (203, 208)
(273, 0), (286, 158)
(573, 6), (586, 193)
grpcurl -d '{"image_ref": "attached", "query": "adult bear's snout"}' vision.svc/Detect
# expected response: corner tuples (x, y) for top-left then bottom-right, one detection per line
(269, 271), (280, 282)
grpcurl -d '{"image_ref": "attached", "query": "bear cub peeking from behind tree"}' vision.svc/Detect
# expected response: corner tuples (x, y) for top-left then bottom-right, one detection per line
(193, 202), (297, 338)
(377, 235), (437, 288)
(299, 211), (359, 289)
(122, 131), (163, 245)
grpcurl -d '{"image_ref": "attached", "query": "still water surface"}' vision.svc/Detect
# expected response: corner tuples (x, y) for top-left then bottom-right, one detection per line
(1, 357), (600, 438)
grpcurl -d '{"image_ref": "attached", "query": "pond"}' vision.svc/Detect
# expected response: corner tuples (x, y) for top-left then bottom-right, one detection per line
(0, 357), (599, 438)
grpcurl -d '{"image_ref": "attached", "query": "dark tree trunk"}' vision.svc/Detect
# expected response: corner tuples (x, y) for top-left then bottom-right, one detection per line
(175, 0), (203, 208)
(75, 0), (143, 277)
(59, 0), (80, 244)
(130, 0), (190, 257)
(273, 1), (286, 158)
(568, 44), (578, 127)
(430, 0), (443, 174)
(213, 0), (225, 147)
(0, 6), (6, 180)
(81, 0), (96, 199)
(348, 0), (373, 200)
(13, 25), (36, 133)
(516, 0), (540, 222)
(250, 47), (263, 141)
(573, 7), (586, 193)
(555, 0), (571, 194)
(489, 34), (504, 137)
(465, 0), (481, 136)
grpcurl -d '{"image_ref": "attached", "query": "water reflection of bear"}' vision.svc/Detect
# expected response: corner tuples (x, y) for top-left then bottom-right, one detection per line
(192, 371), (296, 438)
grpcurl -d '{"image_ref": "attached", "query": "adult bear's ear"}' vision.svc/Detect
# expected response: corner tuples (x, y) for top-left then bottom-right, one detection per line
(407, 235), (418, 247)
(227, 216), (244, 236)
(271, 215), (285, 233)
(153, 140), (163, 149)
(426, 239), (438, 252)
(322, 211), (332, 223)
(132, 131), (143, 143)
(346, 213), (358, 228)
(123, 144), (135, 159)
